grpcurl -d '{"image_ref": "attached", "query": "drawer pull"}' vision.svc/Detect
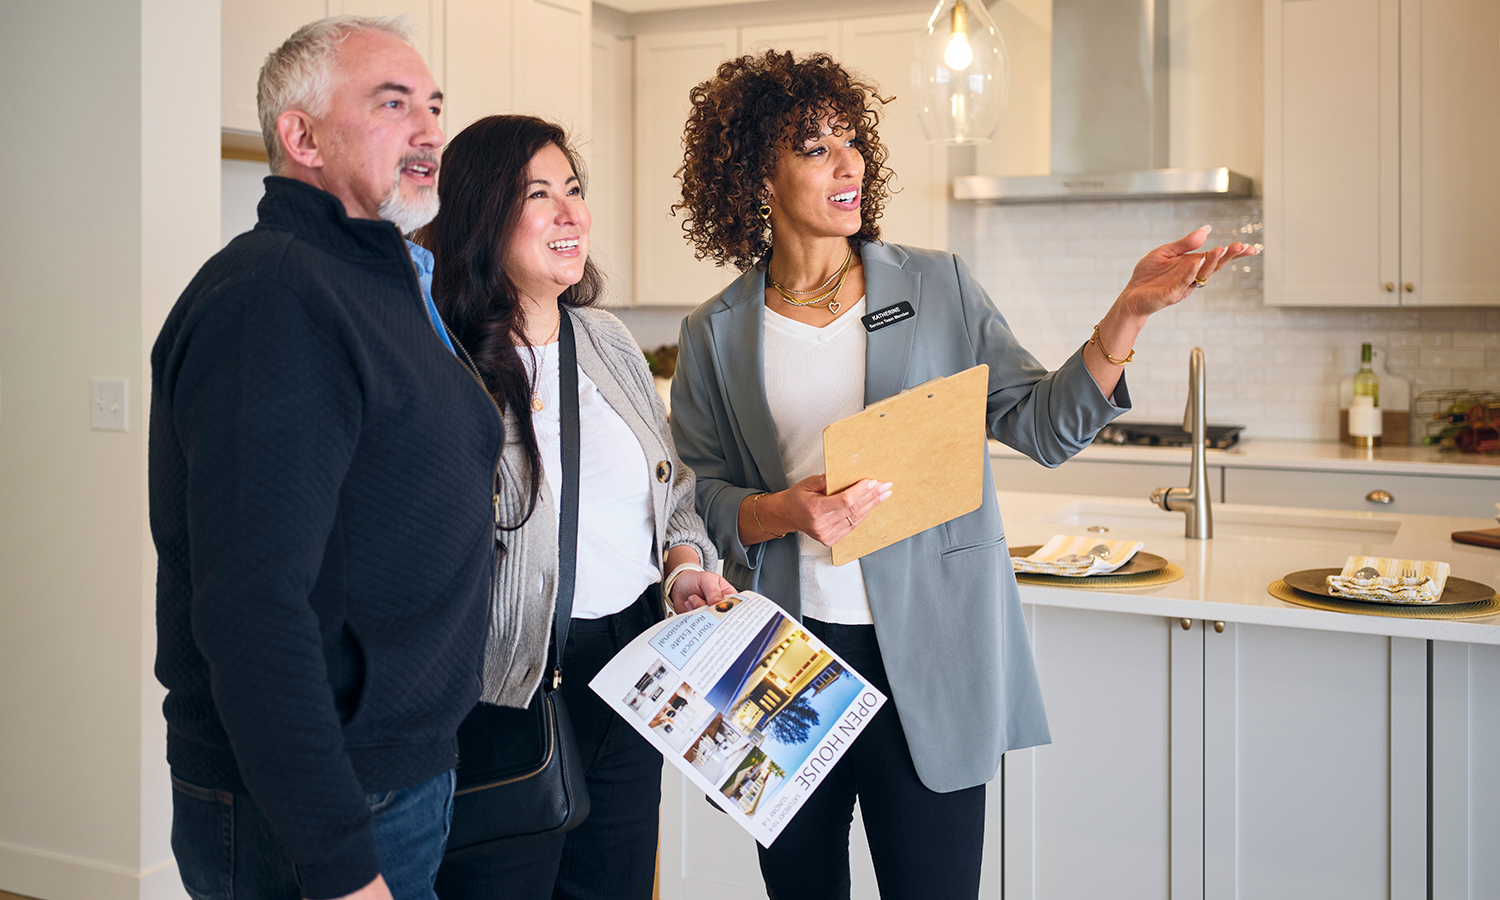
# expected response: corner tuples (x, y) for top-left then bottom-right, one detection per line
(1214, 621), (1225, 633)
(1180, 618), (1192, 631)
(1366, 490), (1394, 505)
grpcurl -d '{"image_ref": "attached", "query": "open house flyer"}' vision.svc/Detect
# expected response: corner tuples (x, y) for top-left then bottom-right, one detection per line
(589, 591), (886, 846)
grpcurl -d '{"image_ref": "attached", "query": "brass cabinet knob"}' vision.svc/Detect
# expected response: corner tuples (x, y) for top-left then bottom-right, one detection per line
(1384, 282), (1395, 292)
(1366, 490), (1394, 504)
(1214, 621), (1225, 633)
(1404, 282), (1415, 292)
(1180, 618), (1192, 631)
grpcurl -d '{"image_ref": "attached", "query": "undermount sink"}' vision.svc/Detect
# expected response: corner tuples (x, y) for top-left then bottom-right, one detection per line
(1038, 501), (1402, 545)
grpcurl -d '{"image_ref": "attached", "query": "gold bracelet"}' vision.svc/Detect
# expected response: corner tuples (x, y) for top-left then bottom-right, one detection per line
(751, 492), (787, 539)
(1090, 323), (1135, 365)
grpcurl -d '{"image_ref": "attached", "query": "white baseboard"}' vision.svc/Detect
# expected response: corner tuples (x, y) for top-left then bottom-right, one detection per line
(0, 841), (184, 900)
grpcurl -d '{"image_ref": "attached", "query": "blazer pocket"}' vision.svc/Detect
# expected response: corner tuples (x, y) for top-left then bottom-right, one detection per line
(939, 533), (1005, 559)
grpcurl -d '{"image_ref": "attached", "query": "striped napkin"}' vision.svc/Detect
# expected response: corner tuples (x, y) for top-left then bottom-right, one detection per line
(1013, 535), (1145, 577)
(1324, 556), (1451, 604)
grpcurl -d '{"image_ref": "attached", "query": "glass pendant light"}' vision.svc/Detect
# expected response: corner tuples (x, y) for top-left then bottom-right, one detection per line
(912, 0), (1009, 144)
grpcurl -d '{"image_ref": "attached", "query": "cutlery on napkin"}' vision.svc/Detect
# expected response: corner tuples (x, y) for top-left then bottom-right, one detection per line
(1324, 556), (1450, 603)
(1013, 535), (1144, 577)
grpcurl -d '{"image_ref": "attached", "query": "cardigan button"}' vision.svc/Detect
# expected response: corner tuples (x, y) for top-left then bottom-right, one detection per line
(656, 461), (671, 483)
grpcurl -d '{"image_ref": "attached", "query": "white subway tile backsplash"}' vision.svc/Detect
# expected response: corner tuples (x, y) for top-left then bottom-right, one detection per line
(967, 197), (1500, 441)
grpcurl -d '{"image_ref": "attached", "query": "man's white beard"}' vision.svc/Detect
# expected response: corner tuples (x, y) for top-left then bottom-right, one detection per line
(379, 170), (439, 235)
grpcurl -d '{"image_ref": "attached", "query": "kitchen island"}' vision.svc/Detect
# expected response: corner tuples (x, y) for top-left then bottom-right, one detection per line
(659, 491), (1499, 900)
(995, 489), (1498, 900)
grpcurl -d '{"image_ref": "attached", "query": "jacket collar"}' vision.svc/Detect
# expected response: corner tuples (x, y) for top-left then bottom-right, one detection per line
(705, 241), (919, 492)
(255, 176), (410, 265)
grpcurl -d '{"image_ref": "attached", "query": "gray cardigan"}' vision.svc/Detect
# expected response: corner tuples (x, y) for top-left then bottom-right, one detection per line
(481, 306), (717, 707)
(669, 241), (1130, 792)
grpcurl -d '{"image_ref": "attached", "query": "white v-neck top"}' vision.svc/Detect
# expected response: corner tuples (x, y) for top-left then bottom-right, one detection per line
(520, 344), (658, 619)
(762, 298), (873, 625)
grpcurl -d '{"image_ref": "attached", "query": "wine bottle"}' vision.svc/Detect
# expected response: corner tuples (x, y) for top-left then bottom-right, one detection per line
(1349, 342), (1382, 447)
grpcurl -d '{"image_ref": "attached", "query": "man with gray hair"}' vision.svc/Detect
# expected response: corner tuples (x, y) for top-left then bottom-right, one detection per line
(151, 16), (502, 900)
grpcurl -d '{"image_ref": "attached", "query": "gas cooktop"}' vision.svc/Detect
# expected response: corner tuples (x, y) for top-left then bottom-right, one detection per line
(1095, 423), (1245, 449)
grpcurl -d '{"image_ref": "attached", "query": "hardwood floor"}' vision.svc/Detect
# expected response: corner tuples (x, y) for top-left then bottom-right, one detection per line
(0, 890), (39, 900)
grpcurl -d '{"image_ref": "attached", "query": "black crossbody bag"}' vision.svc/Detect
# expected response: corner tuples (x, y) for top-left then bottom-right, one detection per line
(445, 309), (590, 859)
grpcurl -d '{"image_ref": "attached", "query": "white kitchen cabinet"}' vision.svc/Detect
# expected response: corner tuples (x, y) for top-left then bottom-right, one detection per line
(222, 0), (328, 134)
(1263, 0), (1500, 306)
(1008, 607), (1427, 899)
(1222, 466), (1499, 518)
(633, 29), (741, 307)
(223, 1), (446, 135)
(445, 0), (589, 137)
(1430, 641), (1500, 900)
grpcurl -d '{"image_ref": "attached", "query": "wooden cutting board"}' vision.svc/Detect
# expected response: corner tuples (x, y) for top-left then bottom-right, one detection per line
(1451, 527), (1500, 550)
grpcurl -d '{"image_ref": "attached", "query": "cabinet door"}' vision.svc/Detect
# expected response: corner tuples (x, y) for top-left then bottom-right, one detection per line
(222, 0), (329, 134)
(1222, 466), (1500, 518)
(839, 14), (947, 252)
(334, 0), (443, 84)
(739, 21), (840, 58)
(1431, 641), (1500, 900)
(1398, 0), (1500, 306)
(1263, 0), (1400, 307)
(1202, 624), (1426, 899)
(587, 25), (633, 307)
(633, 29), (739, 307)
(513, 0), (590, 131)
(1004, 606), (1180, 900)
(444, 0), (512, 135)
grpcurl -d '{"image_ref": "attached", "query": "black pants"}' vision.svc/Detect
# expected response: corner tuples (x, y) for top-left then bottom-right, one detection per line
(435, 590), (663, 900)
(757, 620), (986, 900)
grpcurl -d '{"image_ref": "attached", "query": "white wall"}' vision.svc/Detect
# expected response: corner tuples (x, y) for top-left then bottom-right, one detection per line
(0, 1), (218, 897)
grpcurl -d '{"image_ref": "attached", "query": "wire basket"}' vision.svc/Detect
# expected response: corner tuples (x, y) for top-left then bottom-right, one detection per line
(1413, 390), (1500, 453)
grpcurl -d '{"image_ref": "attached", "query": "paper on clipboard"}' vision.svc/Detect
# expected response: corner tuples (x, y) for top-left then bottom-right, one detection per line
(823, 364), (989, 565)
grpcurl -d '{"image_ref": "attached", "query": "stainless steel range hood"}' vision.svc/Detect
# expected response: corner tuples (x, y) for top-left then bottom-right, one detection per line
(953, 0), (1253, 203)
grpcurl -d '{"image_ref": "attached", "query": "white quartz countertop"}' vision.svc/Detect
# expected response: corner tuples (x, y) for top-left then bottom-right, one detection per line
(989, 438), (1500, 479)
(997, 489), (1500, 644)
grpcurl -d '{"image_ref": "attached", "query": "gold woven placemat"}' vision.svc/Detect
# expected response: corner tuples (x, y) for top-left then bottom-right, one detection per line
(1268, 580), (1500, 620)
(1015, 564), (1185, 590)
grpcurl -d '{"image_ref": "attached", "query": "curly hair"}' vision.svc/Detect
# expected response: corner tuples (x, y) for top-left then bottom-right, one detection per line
(423, 115), (603, 529)
(672, 50), (894, 272)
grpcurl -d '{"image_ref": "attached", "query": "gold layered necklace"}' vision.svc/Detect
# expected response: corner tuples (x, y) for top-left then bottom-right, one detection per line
(528, 314), (562, 411)
(768, 245), (855, 315)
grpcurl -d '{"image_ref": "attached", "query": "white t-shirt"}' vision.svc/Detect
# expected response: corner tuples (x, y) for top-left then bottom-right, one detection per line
(520, 344), (659, 619)
(762, 298), (874, 625)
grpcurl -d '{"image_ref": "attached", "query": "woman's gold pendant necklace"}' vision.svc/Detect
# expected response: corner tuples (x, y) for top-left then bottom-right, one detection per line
(529, 314), (562, 411)
(769, 246), (854, 315)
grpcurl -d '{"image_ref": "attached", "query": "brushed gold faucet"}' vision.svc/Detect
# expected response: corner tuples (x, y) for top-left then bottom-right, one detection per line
(1150, 347), (1214, 539)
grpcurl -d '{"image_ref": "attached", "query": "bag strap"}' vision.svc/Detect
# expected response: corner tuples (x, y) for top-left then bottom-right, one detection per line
(549, 306), (580, 690)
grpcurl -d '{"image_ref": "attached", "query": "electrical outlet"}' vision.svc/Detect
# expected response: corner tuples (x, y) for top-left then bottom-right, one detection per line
(91, 378), (128, 431)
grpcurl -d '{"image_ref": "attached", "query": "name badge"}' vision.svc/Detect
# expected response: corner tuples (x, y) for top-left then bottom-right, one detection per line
(861, 301), (915, 333)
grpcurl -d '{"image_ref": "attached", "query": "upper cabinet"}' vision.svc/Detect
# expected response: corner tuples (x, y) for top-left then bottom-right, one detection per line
(223, 0), (588, 147)
(631, 12), (942, 307)
(1263, 0), (1500, 306)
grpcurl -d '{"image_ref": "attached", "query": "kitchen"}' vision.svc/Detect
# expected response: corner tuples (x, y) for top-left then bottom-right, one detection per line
(2, 1), (1499, 899)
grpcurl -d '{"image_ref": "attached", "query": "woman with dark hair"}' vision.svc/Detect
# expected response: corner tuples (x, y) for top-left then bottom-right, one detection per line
(668, 51), (1257, 900)
(426, 114), (733, 900)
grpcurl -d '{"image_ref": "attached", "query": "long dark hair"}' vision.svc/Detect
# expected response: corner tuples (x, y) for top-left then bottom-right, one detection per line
(425, 114), (604, 527)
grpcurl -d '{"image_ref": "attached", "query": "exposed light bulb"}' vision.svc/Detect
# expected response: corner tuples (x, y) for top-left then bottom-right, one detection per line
(944, 33), (973, 70)
(944, 0), (973, 70)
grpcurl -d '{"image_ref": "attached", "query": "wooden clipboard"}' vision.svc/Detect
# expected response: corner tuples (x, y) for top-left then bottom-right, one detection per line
(823, 364), (989, 565)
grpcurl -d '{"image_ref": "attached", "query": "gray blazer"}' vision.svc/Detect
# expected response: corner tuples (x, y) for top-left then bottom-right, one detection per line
(669, 241), (1129, 792)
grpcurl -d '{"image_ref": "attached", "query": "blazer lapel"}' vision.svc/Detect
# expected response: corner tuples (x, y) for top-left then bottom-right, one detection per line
(862, 242), (919, 404)
(708, 271), (789, 492)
